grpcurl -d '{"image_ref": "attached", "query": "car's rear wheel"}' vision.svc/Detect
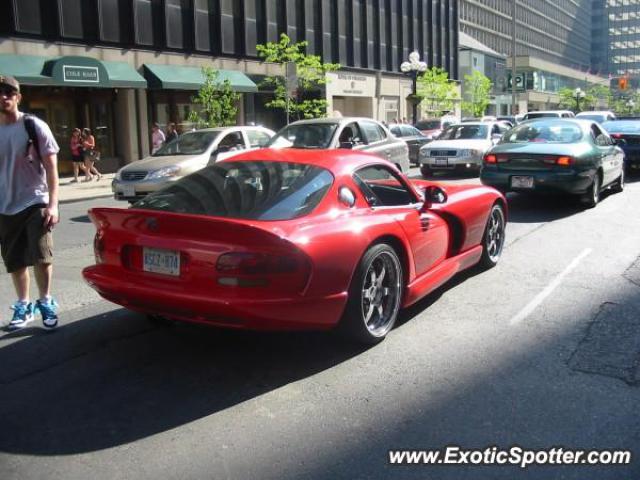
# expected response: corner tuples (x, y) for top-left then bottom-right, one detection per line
(478, 204), (506, 269)
(420, 165), (432, 177)
(612, 167), (625, 193)
(340, 244), (403, 345)
(582, 173), (600, 208)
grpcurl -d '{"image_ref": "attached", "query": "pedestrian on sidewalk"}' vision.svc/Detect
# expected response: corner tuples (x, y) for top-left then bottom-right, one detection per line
(82, 128), (102, 181)
(69, 128), (86, 182)
(151, 122), (165, 154)
(165, 122), (178, 144)
(0, 75), (61, 330)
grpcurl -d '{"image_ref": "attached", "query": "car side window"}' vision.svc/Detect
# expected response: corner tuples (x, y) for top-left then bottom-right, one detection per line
(218, 131), (245, 150)
(338, 122), (365, 146)
(360, 121), (386, 144)
(591, 124), (609, 146)
(353, 165), (416, 207)
(246, 130), (271, 148)
(390, 126), (402, 136)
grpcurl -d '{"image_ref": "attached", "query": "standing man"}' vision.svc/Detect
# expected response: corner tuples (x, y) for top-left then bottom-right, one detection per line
(0, 75), (60, 330)
(151, 122), (165, 154)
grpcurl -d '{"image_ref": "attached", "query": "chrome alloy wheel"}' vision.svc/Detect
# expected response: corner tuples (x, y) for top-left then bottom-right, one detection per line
(361, 251), (402, 337)
(485, 207), (505, 263)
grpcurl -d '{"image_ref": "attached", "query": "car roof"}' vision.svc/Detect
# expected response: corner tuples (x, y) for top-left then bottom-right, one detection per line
(195, 125), (273, 133)
(288, 117), (383, 125)
(223, 146), (396, 177)
(524, 110), (574, 115)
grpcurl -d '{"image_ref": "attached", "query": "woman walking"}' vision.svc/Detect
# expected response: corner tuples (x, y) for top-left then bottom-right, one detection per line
(82, 128), (102, 181)
(69, 128), (86, 182)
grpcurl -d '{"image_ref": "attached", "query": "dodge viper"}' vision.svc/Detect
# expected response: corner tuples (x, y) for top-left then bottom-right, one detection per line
(83, 149), (506, 344)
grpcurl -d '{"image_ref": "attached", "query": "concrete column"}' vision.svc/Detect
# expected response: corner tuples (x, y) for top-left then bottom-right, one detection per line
(115, 89), (139, 166)
(137, 90), (150, 158)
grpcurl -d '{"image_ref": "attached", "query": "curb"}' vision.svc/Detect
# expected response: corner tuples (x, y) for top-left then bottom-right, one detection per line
(60, 193), (115, 205)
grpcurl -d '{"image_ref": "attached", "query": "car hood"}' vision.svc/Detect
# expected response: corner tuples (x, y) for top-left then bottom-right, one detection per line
(119, 153), (209, 173)
(423, 139), (492, 150)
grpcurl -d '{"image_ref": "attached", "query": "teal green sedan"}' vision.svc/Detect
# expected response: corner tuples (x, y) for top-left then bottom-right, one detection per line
(480, 119), (625, 207)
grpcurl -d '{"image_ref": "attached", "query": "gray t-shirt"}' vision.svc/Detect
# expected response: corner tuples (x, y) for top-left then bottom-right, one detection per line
(0, 114), (60, 215)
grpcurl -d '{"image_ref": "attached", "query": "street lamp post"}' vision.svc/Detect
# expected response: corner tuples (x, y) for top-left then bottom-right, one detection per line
(401, 51), (428, 124)
(573, 87), (586, 113)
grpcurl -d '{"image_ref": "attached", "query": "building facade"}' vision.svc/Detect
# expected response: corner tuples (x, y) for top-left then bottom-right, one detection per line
(1, 0), (458, 171)
(592, 0), (640, 77)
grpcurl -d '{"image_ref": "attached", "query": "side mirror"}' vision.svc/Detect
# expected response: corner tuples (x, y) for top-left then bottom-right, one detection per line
(421, 185), (448, 209)
(339, 141), (354, 149)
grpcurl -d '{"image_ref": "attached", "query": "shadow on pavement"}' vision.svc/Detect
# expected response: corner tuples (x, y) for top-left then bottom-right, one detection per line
(0, 309), (365, 455)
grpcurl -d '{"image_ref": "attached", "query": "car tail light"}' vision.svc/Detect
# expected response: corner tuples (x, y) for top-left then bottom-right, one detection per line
(484, 154), (497, 164)
(93, 231), (105, 264)
(556, 156), (574, 166)
(611, 133), (623, 139)
(216, 252), (299, 275)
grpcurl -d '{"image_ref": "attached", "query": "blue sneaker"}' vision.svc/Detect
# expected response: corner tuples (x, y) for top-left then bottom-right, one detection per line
(8, 301), (35, 330)
(36, 298), (59, 330)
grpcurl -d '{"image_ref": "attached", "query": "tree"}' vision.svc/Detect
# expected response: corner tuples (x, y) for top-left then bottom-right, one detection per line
(256, 34), (340, 120)
(415, 67), (459, 118)
(188, 67), (241, 128)
(556, 85), (612, 113)
(462, 70), (492, 117)
(611, 92), (640, 116)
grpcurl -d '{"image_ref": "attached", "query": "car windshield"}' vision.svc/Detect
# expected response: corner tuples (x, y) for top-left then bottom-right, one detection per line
(440, 124), (488, 140)
(415, 120), (441, 130)
(602, 121), (640, 133)
(267, 124), (337, 149)
(133, 161), (334, 221)
(501, 121), (583, 143)
(153, 131), (220, 156)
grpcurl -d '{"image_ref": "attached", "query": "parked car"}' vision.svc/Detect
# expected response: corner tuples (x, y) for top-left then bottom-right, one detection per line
(418, 121), (510, 177)
(388, 123), (432, 163)
(576, 110), (617, 123)
(415, 117), (455, 140)
(266, 117), (410, 173)
(522, 110), (575, 120)
(481, 119), (625, 208)
(84, 149), (506, 344)
(112, 126), (275, 202)
(602, 119), (640, 172)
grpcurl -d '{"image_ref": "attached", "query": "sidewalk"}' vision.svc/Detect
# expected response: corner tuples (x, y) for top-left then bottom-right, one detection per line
(58, 173), (116, 204)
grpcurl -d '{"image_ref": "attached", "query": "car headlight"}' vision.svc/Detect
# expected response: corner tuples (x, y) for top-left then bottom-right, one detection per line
(115, 169), (122, 181)
(147, 166), (181, 180)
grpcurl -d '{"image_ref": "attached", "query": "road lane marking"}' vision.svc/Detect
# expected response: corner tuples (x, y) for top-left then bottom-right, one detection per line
(509, 248), (592, 326)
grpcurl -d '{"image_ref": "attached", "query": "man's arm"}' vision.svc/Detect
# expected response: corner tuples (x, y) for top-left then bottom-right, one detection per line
(41, 153), (59, 230)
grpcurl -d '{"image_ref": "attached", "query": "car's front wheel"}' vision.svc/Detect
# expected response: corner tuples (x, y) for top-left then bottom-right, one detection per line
(420, 165), (432, 177)
(340, 244), (403, 344)
(478, 203), (506, 269)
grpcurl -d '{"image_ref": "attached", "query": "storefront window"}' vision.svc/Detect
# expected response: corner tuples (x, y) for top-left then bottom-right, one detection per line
(90, 101), (114, 158)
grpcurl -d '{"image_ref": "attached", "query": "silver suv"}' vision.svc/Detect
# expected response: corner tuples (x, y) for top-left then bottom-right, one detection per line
(266, 117), (410, 173)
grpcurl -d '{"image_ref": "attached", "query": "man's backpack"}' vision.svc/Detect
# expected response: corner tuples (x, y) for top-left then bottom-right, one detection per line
(23, 114), (41, 160)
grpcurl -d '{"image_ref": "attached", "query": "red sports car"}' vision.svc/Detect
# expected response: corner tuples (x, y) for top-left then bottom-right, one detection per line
(83, 149), (506, 344)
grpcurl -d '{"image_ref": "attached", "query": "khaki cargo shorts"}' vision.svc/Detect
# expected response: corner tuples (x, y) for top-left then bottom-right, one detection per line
(0, 204), (53, 273)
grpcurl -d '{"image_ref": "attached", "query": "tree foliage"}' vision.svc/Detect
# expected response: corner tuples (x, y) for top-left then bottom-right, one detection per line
(557, 85), (612, 113)
(256, 34), (340, 120)
(416, 67), (459, 118)
(611, 92), (640, 116)
(462, 70), (492, 117)
(188, 67), (241, 128)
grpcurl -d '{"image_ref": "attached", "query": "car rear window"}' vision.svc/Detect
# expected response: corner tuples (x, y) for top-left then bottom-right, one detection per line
(602, 121), (640, 133)
(524, 112), (560, 120)
(134, 161), (334, 220)
(501, 121), (583, 144)
(416, 120), (441, 130)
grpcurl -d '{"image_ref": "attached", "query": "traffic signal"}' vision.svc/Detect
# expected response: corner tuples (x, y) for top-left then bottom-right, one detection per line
(619, 76), (629, 90)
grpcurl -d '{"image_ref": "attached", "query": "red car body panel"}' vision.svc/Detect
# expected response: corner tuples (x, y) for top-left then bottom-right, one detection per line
(83, 149), (505, 331)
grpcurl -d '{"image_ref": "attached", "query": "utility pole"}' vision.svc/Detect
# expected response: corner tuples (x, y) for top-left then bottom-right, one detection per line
(511, 0), (517, 115)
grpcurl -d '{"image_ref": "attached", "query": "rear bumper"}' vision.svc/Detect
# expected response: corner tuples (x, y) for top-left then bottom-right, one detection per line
(83, 265), (347, 331)
(480, 167), (594, 194)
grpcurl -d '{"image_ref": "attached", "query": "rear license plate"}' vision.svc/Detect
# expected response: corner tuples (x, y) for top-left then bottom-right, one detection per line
(122, 185), (136, 197)
(511, 175), (534, 189)
(434, 157), (448, 166)
(143, 247), (180, 276)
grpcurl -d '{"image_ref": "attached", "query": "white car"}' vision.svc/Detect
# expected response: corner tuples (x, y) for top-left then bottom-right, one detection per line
(576, 111), (617, 123)
(112, 126), (275, 202)
(418, 122), (510, 177)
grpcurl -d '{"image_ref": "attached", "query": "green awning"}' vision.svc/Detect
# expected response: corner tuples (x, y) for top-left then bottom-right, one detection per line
(0, 54), (147, 88)
(143, 64), (258, 92)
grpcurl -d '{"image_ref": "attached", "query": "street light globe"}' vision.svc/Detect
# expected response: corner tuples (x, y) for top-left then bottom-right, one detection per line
(574, 87), (585, 99)
(417, 61), (428, 72)
(408, 51), (420, 64)
(400, 62), (412, 73)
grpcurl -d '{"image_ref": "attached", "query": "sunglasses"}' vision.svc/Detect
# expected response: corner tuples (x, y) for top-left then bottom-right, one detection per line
(0, 87), (18, 97)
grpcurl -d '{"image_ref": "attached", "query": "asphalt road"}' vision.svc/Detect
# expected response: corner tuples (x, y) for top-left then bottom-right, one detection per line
(1, 169), (639, 480)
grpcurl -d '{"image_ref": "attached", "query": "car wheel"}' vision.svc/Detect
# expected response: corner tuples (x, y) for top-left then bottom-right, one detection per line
(478, 204), (506, 269)
(612, 167), (625, 193)
(582, 173), (600, 208)
(420, 165), (432, 177)
(340, 244), (403, 345)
